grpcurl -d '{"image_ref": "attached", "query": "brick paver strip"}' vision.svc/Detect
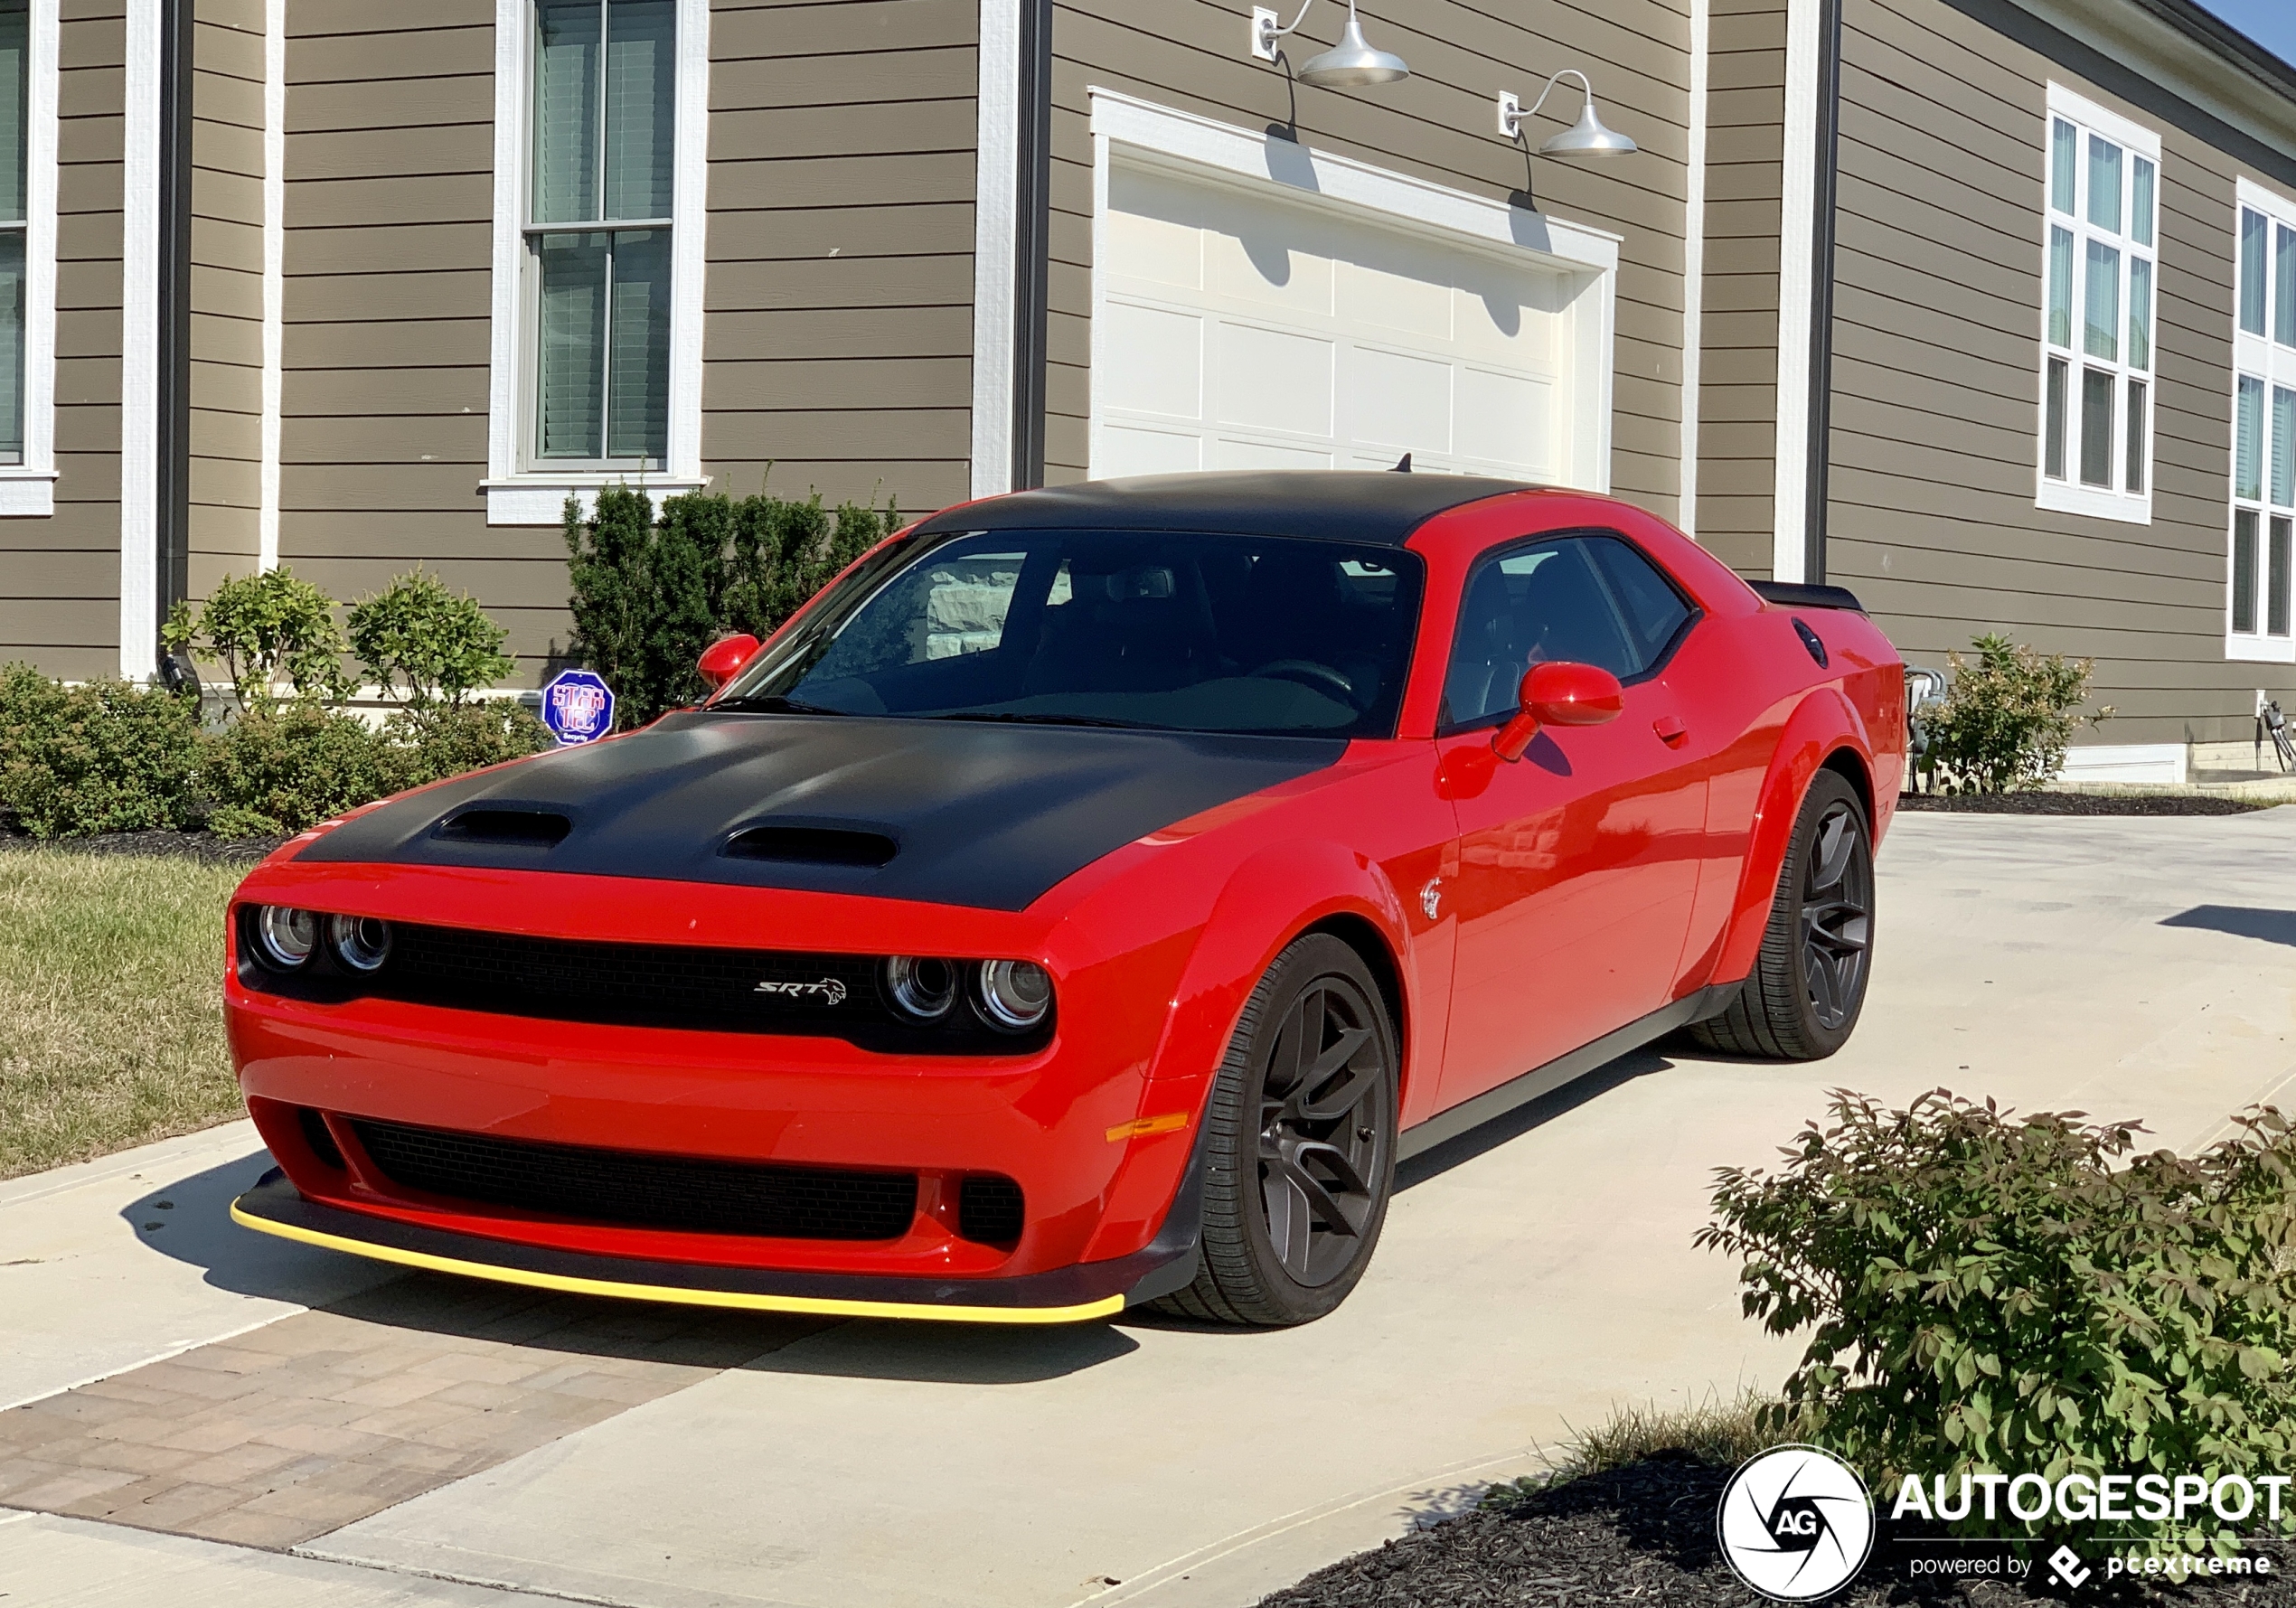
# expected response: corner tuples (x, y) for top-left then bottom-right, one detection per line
(0, 1272), (827, 1547)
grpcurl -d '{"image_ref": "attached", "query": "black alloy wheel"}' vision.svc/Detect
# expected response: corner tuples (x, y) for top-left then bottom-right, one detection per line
(1153, 933), (1398, 1327)
(1686, 768), (1876, 1060)
(1798, 794), (1873, 1032)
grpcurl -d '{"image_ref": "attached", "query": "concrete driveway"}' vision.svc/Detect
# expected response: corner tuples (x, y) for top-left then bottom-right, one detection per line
(4, 808), (2294, 1606)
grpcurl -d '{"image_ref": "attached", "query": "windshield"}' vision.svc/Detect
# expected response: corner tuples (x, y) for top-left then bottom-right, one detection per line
(716, 528), (1425, 738)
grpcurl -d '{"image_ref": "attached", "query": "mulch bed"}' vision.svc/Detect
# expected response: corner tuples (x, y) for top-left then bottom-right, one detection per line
(0, 823), (287, 865)
(1897, 792), (2272, 817)
(1262, 1457), (2296, 1607)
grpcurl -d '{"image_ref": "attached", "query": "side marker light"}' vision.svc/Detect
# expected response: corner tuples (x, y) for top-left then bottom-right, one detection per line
(1106, 1112), (1190, 1143)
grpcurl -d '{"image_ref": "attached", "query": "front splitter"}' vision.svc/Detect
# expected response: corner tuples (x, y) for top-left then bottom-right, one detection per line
(230, 1168), (1194, 1325)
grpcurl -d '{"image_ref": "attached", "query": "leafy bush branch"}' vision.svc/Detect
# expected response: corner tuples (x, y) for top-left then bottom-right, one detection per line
(1915, 633), (2113, 795)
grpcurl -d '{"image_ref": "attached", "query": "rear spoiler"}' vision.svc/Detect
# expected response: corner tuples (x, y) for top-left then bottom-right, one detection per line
(1747, 579), (1867, 615)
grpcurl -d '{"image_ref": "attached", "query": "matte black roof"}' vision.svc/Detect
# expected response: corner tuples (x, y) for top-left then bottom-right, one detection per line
(916, 471), (1539, 547)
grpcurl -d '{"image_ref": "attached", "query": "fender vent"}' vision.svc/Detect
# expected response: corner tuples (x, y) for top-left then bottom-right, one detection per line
(723, 825), (897, 867)
(434, 808), (572, 846)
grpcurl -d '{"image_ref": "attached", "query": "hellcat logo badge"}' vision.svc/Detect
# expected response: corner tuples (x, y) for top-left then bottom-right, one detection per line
(754, 977), (849, 1006)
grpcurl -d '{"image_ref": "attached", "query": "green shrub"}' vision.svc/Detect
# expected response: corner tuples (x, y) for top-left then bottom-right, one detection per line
(1917, 633), (2111, 795)
(564, 484), (905, 729)
(346, 569), (513, 707)
(0, 666), (207, 837)
(202, 704), (412, 838)
(1699, 1091), (2296, 1548)
(387, 701), (551, 784)
(162, 567), (351, 710)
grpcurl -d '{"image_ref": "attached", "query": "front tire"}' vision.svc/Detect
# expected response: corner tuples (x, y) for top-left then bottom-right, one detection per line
(1153, 934), (1397, 1327)
(1688, 769), (1874, 1060)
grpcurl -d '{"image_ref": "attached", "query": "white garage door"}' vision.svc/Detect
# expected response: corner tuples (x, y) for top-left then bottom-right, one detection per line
(1091, 155), (1598, 484)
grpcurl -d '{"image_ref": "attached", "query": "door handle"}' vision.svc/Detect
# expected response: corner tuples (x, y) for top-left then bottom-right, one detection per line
(1653, 714), (1689, 746)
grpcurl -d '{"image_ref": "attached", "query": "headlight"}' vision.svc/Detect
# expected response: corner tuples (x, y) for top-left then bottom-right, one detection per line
(976, 960), (1052, 1032)
(328, 914), (393, 973)
(883, 955), (957, 1022)
(254, 906), (319, 970)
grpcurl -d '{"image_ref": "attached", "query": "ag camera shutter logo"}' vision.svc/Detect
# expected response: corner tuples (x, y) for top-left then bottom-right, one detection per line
(1717, 1445), (1876, 1601)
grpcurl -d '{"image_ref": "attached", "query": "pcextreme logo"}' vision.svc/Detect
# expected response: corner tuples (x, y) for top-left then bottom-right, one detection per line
(1717, 1444), (1877, 1601)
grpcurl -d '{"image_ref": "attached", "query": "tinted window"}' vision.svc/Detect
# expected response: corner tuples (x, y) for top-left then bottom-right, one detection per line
(1442, 534), (1693, 728)
(717, 529), (1425, 739)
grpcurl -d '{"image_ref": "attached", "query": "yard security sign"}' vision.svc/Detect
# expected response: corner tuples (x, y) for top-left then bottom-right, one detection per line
(542, 669), (615, 746)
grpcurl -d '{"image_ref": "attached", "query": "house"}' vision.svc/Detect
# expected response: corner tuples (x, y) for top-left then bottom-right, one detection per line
(2, 0), (2291, 781)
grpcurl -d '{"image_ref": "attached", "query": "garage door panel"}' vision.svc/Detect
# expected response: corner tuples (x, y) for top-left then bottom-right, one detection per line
(1338, 258), (1453, 340)
(1102, 300), (1202, 419)
(1456, 367), (1552, 471)
(1100, 421), (1203, 478)
(1105, 167), (1205, 289)
(1213, 437), (1334, 471)
(1350, 346), (1453, 452)
(1213, 322), (1333, 436)
(1207, 226), (1334, 315)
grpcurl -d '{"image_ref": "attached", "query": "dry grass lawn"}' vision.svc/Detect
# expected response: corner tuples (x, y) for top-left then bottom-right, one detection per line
(0, 848), (245, 1180)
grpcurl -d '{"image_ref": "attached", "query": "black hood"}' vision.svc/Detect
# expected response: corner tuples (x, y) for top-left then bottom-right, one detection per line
(296, 711), (1346, 913)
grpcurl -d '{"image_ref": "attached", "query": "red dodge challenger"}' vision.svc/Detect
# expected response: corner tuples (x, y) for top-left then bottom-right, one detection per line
(226, 473), (1905, 1328)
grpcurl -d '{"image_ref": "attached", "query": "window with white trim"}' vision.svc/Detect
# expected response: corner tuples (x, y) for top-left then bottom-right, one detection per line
(523, 0), (673, 470)
(0, 0), (27, 465)
(2037, 86), (2159, 525)
(2229, 177), (2296, 663)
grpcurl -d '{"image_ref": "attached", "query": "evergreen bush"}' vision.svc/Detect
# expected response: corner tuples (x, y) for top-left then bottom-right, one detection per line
(563, 484), (904, 728)
(0, 666), (207, 837)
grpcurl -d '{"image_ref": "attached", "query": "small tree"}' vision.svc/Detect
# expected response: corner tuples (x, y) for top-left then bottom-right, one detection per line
(646, 493), (731, 718)
(562, 485), (654, 719)
(346, 569), (513, 708)
(162, 567), (351, 710)
(1918, 633), (2112, 794)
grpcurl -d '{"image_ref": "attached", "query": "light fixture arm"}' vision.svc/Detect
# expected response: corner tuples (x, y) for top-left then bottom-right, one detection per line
(1498, 69), (1595, 142)
(1254, 0), (1353, 61)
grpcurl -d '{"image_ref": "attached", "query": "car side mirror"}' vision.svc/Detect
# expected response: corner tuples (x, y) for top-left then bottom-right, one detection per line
(1492, 661), (1624, 762)
(697, 634), (761, 691)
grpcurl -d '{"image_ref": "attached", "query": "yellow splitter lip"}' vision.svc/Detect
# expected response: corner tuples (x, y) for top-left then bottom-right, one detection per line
(229, 1168), (1169, 1325)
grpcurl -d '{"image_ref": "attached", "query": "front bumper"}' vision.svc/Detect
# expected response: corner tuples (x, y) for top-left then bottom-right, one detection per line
(232, 1161), (1203, 1324)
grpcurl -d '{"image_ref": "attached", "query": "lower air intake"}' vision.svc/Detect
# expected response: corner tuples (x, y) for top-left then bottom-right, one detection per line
(350, 1118), (919, 1242)
(957, 1174), (1026, 1246)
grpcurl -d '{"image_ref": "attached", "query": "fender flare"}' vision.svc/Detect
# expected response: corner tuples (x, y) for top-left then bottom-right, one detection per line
(1710, 688), (1877, 987)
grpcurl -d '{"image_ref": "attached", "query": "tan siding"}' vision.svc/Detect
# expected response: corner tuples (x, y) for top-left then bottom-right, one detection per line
(2, 0), (126, 677)
(187, 0), (267, 605)
(277, 1), (512, 660)
(1824, 0), (2293, 746)
(1695, 0), (1783, 578)
(701, 0), (977, 522)
(1048, 0), (1691, 521)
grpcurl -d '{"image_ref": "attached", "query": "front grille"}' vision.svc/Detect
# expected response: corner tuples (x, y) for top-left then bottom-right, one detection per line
(242, 918), (1049, 1054)
(957, 1175), (1025, 1246)
(350, 1118), (919, 1242)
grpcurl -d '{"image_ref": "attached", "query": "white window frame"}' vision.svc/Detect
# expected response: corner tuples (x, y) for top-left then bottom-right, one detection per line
(2228, 175), (2296, 663)
(2034, 84), (2160, 527)
(482, 0), (709, 526)
(0, 0), (58, 518)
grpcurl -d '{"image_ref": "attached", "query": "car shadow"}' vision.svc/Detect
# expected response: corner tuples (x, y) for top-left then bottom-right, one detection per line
(121, 1040), (1674, 1381)
(1397, 1047), (1674, 1191)
(2161, 904), (2296, 947)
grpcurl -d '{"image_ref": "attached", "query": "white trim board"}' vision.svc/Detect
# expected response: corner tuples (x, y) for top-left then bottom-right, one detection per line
(1085, 88), (1621, 494)
(970, 0), (1022, 499)
(118, 0), (160, 678)
(1679, 0), (1709, 540)
(258, 0), (283, 570)
(1772, 0), (1822, 583)
(2057, 742), (2188, 785)
(482, 0), (711, 527)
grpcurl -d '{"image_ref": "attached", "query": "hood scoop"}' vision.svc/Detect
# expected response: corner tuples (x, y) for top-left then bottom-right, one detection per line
(722, 824), (898, 868)
(434, 807), (573, 847)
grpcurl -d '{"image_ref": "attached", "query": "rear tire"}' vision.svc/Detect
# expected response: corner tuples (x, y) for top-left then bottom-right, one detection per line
(1152, 934), (1397, 1328)
(1688, 769), (1874, 1061)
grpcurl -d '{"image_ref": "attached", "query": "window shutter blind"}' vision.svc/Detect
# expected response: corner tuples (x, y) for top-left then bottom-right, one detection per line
(534, 1), (602, 226)
(604, 0), (673, 221)
(537, 232), (608, 458)
(607, 230), (671, 459)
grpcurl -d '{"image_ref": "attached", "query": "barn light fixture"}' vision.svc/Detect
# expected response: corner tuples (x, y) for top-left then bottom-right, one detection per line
(1498, 71), (1638, 156)
(1249, 0), (1411, 88)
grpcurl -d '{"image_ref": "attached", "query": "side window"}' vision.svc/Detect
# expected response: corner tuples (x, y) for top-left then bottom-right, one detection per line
(1442, 534), (1694, 728)
(1585, 536), (1693, 671)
